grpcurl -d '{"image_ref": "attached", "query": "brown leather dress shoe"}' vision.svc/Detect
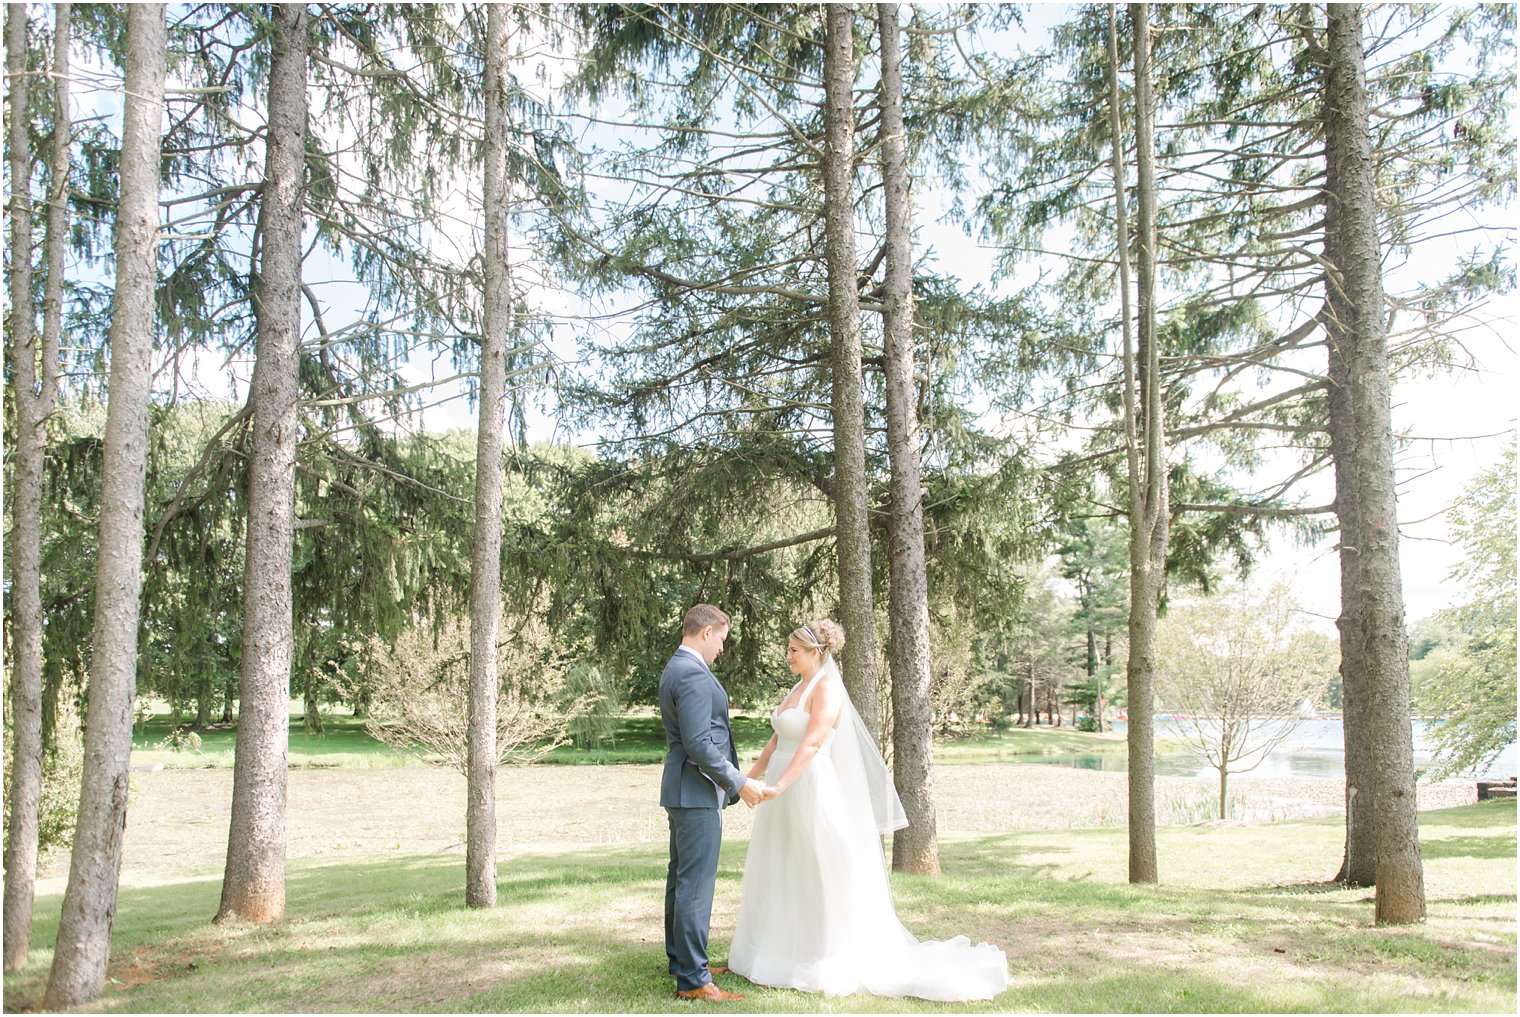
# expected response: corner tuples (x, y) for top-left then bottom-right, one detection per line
(707, 965), (730, 975)
(676, 982), (745, 1002)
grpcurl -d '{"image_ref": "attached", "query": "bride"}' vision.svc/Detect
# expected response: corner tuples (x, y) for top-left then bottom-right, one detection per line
(727, 619), (1010, 1001)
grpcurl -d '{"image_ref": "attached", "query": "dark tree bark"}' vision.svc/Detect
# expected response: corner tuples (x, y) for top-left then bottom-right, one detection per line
(41, 660), (64, 754)
(41, 5), (163, 1006)
(197, 673), (214, 729)
(875, 1), (939, 877)
(1103, 632), (1114, 735)
(1021, 665), (1034, 728)
(821, 3), (881, 742)
(302, 671), (323, 735)
(1323, 2), (1425, 925)
(1328, 286), (1376, 886)
(1097, 631), (1109, 733)
(466, 1), (512, 910)
(217, 2), (307, 925)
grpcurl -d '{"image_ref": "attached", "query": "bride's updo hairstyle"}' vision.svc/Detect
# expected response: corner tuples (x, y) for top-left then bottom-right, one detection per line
(793, 618), (846, 657)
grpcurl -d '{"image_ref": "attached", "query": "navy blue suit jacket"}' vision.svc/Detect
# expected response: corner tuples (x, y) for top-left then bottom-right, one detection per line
(658, 649), (744, 808)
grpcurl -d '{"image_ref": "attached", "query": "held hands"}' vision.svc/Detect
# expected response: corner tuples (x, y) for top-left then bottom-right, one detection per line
(739, 778), (767, 808)
(739, 778), (784, 807)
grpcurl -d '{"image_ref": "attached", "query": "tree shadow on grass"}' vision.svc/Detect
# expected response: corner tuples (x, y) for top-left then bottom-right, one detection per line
(1266, 879), (1368, 895)
(1442, 893), (1519, 907)
(1419, 832), (1518, 861)
(61, 913), (1508, 1016)
(7, 827), (1516, 1014)
(1004, 966), (1462, 1015)
(6, 847), (1020, 1014)
(3, 851), (669, 1012)
(1419, 798), (1516, 829)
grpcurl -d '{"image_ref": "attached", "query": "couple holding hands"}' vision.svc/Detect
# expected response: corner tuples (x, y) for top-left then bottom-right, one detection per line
(658, 604), (1010, 1003)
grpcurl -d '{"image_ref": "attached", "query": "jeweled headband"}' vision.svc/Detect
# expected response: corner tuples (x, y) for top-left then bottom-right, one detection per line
(800, 625), (819, 646)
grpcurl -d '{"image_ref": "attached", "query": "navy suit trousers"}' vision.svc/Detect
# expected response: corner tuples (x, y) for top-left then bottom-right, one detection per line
(665, 805), (722, 991)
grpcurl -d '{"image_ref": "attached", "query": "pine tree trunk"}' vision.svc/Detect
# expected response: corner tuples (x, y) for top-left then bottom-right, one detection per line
(217, 3), (307, 925)
(197, 672), (214, 729)
(467, 2), (512, 910)
(1327, 251), (1376, 887)
(1022, 665), (1033, 728)
(1100, 635), (1112, 729)
(41, 661), (63, 754)
(1125, 563), (1163, 884)
(1118, 3), (1166, 885)
(41, 7), (163, 1005)
(821, 3), (881, 742)
(875, 1), (939, 877)
(302, 671), (323, 736)
(37, 1), (68, 432)
(1323, 2), (1425, 925)
(1098, 633), (1109, 732)
(4, 1), (43, 972)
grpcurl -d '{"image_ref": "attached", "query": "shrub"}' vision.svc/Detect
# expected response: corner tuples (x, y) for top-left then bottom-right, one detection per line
(3, 697), (86, 860)
(341, 601), (581, 773)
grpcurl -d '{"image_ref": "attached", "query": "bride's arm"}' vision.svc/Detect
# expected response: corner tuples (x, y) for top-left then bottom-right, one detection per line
(768, 681), (842, 794)
(747, 733), (779, 780)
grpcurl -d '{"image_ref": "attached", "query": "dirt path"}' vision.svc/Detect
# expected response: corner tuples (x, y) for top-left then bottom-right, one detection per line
(39, 762), (1476, 889)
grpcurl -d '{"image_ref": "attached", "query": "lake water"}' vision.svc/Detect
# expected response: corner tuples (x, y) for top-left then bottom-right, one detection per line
(1037, 718), (1517, 781)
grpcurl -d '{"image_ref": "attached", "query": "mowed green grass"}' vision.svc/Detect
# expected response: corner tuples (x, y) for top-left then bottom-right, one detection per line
(539, 714), (1147, 766)
(130, 712), (406, 770)
(131, 705), (1134, 769)
(4, 800), (1513, 1013)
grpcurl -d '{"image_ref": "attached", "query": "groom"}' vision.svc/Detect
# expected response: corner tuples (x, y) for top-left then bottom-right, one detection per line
(659, 604), (765, 1002)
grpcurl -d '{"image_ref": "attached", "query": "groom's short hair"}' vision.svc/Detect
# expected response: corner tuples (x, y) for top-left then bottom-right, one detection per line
(682, 604), (730, 635)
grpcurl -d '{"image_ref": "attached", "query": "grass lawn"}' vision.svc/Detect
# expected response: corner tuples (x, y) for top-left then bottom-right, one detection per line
(133, 707), (1139, 769)
(549, 714), (1151, 766)
(540, 713), (776, 765)
(935, 723), (1128, 763)
(4, 800), (1512, 1013)
(128, 709), (776, 770)
(130, 712), (408, 770)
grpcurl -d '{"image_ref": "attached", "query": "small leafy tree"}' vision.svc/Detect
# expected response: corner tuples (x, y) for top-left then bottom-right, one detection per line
(3, 698), (84, 860)
(1155, 583), (1334, 818)
(565, 663), (625, 752)
(346, 603), (578, 773)
(1413, 446), (1517, 779)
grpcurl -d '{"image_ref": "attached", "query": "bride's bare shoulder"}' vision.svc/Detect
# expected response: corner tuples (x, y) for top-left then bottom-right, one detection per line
(810, 670), (844, 710)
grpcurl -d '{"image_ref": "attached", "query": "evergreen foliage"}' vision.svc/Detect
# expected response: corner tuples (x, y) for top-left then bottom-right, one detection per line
(1412, 445), (1518, 779)
(2, 4), (1514, 977)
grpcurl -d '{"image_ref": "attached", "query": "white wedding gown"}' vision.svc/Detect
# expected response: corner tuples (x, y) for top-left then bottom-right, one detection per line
(728, 678), (1010, 1001)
